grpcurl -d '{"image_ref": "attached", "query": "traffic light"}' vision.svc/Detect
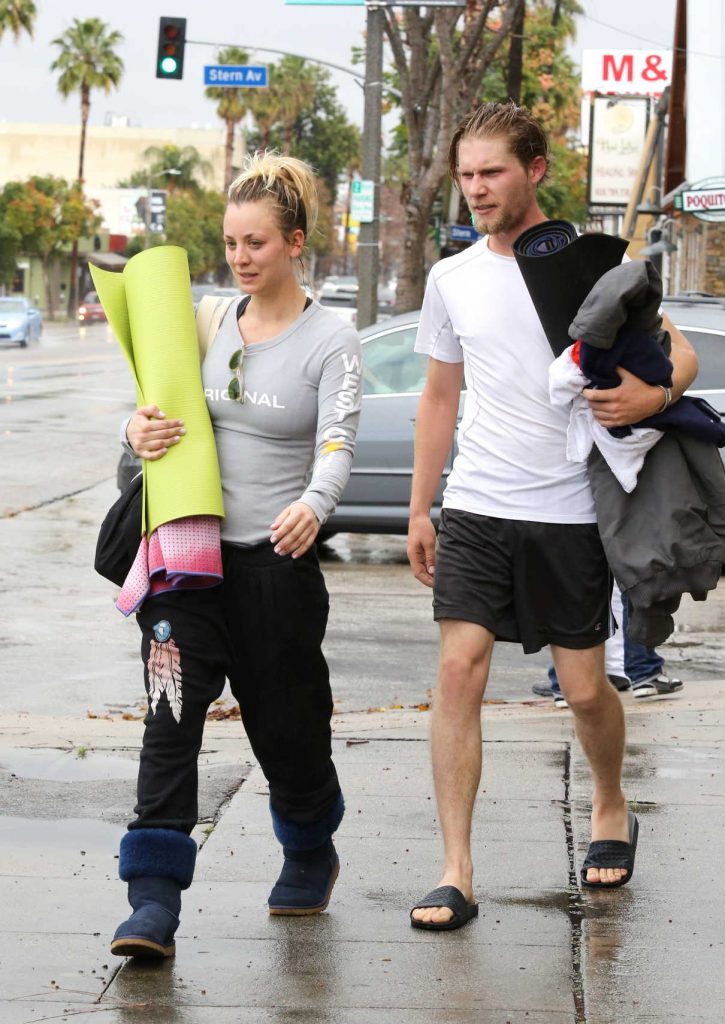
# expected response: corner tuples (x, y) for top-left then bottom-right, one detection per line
(156, 16), (186, 80)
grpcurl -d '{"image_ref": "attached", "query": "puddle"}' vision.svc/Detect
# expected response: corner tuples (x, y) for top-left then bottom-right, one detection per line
(0, 814), (123, 852)
(321, 534), (409, 565)
(0, 747), (138, 782)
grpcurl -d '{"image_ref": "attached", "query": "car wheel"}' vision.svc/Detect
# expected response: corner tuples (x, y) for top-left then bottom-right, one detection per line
(19, 336), (27, 348)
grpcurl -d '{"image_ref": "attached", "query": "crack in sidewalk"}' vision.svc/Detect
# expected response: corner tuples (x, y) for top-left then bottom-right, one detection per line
(562, 741), (587, 1024)
(1, 478), (114, 520)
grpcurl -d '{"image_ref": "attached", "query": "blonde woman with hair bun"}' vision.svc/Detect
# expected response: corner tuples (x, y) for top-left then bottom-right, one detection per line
(113, 151), (362, 958)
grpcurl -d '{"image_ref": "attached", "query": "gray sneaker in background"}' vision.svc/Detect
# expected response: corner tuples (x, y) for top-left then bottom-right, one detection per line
(632, 673), (684, 698)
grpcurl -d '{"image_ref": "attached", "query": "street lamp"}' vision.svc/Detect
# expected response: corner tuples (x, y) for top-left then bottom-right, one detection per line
(640, 216), (678, 288)
(144, 168), (182, 248)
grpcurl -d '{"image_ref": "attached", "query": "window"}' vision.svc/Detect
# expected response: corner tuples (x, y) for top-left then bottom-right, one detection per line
(362, 327), (428, 395)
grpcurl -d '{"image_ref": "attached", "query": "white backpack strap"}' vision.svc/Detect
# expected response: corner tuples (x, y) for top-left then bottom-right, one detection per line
(195, 295), (238, 362)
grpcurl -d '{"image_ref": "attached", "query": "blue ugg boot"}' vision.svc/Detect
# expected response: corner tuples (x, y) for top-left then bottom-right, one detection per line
(268, 838), (340, 915)
(111, 828), (196, 959)
(268, 793), (344, 916)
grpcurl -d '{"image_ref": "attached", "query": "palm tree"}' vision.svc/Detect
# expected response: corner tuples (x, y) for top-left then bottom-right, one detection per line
(205, 47), (250, 191)
(246, 85), (280, 151)
(51, 18), (124, 184)
(142, 145), (213, 193)
(270, 57), (317, 154)
(50, 17), (123, 314)
(0, 0), (36, 41)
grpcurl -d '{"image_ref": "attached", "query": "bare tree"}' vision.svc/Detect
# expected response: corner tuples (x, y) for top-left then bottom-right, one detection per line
(384, 0), (524, 311)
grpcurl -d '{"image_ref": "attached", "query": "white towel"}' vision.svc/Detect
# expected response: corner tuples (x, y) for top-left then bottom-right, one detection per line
(549, 346), (663, 493)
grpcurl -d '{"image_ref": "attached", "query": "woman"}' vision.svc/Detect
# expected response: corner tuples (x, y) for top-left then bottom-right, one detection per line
(111, 152), (362, 958)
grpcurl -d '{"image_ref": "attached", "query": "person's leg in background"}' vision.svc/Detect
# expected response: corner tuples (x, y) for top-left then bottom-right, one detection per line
(604, 584), (630, 692)
(622, 596), (684, 698)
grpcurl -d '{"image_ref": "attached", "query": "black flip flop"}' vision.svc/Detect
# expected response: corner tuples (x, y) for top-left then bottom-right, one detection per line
(581, 810), (639, 889)
(410, 885), (479, 931)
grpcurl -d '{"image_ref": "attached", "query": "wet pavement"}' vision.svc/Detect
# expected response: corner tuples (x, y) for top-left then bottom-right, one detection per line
(2, 327), (725, 1021)
(2, 687), (725, 1023)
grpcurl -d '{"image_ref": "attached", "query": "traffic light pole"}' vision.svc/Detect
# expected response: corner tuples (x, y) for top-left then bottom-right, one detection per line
(356, 2), (384, 331)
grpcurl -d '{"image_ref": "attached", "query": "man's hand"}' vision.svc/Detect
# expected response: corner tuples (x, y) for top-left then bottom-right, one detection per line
(270, 502), (320, 558)
(127, 405), (185, 460)
(582, 367), (666, 428)
(407, 513), (437, 588)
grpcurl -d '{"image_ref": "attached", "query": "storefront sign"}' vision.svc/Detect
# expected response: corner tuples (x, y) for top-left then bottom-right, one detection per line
(581, 49), (671, 96)
(588, 96), (649, 207)
(681, 178), (725, 222)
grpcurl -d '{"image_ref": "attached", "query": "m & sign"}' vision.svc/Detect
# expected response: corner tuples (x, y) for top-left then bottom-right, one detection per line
(581, 49), (672, 97)
(203, 65), (268, 87)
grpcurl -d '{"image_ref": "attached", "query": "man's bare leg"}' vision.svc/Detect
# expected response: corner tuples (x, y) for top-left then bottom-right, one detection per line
(551, 643), (630, 885)
(412, 619), (495, 925)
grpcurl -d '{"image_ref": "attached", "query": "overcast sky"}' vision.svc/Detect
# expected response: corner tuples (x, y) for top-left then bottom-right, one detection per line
(0, 0), (678, 133)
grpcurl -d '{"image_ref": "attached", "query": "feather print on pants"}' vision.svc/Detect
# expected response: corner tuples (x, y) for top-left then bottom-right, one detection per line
(147, 637), (183, 723)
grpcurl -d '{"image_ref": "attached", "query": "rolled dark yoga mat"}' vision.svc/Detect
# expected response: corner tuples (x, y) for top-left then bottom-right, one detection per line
(513, 220), (629, 357)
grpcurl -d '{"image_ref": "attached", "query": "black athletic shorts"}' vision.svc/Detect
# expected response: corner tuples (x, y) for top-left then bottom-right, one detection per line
(432, 508), (613, 654)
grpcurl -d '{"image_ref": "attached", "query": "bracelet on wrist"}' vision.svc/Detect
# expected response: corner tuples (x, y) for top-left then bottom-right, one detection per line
(656, 385), (673, 413)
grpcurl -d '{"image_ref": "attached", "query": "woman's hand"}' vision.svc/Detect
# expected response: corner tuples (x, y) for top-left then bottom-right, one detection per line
(270, 502), (320, 558)
(581, 367), (666, 428)
(126, 404), (185, 460)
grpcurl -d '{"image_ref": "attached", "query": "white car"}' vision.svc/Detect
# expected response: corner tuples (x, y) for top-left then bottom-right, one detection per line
(0, 296), (43, 347)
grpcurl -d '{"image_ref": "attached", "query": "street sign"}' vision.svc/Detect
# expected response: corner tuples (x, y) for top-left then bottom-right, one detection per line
(448, 223), (480, 243)
(350, 179), (375, 223)
(148, 190), (167, 233)
(203, 65), (268, 87)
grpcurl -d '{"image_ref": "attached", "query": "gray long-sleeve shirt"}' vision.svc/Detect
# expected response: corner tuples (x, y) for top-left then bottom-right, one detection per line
(201, 300), (362, 545)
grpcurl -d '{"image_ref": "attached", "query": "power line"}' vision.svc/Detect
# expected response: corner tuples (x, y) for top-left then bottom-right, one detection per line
(186, 39), (364, 82)
(580, 13), (723, 61)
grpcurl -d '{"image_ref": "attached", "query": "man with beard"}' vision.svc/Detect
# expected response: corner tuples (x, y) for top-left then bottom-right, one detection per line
(407, 102), (698, 930)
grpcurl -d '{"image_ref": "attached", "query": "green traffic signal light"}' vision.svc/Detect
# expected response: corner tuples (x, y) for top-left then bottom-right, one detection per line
(156, 16), (186, 80)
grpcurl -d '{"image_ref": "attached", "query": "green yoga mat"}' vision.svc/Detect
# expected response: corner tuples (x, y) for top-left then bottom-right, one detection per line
(90, 246), (224, 536)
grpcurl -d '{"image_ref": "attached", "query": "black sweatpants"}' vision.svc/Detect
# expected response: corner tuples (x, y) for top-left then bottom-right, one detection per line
(130, 542), (340, 835)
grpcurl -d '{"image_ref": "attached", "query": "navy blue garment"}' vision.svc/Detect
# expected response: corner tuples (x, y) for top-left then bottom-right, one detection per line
(578, 324), (673, 391)
(578, 324), (672, 439)
(579, 325), (725, 445)
(639, 396), (725, 446)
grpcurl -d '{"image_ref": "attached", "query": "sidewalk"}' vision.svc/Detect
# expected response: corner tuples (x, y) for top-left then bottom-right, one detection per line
(2, 680), (724, 1024)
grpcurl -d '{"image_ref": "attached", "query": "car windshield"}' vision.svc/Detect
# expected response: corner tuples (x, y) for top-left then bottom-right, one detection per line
(0, 299), (25, 313)
(681, 329), (725, 390)
(83, 292), (100, 303)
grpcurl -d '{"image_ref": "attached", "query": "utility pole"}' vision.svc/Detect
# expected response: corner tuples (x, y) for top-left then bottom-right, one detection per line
(356, 2), (384, 330)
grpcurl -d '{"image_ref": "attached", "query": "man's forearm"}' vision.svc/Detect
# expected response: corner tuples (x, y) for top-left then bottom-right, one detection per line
(665, 315), (699, 402)
(409, 391), (459, 517)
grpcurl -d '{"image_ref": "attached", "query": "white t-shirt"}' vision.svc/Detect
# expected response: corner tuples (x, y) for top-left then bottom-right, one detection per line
(414, 237), (597, 524)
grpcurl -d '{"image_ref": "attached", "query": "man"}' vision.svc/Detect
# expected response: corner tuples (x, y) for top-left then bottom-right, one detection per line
(407, 102), (698, 930)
